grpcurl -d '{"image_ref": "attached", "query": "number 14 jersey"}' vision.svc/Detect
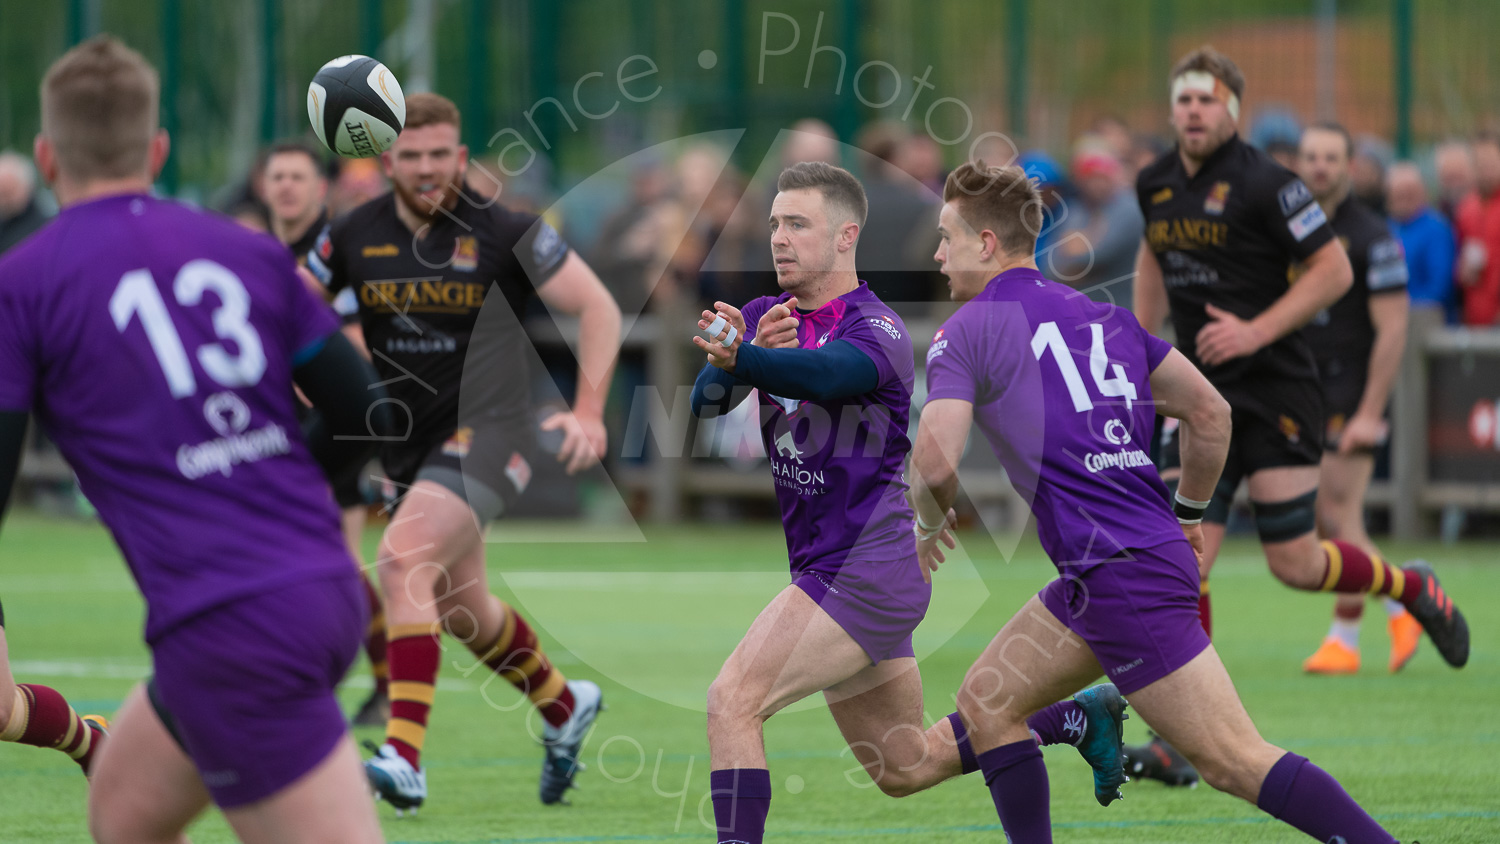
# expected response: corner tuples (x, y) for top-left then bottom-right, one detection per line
(924, 267), (1184, 568)
(0, 194), (352, 643)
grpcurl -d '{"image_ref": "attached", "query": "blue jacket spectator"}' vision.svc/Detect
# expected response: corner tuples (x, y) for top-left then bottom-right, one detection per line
(1387, 162), (1458, 322)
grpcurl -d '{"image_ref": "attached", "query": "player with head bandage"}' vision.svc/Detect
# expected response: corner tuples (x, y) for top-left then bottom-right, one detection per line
(1129, 46), (1469, 785)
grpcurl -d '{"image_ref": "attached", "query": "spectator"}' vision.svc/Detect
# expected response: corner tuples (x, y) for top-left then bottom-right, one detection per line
(0, 151), (50, 254)
(1351, 135), (1393, 216)
(1434, 139), (1476, 223)
(894, 132), (945, 196)
(1454, 133), (1500, 326)
(589, 155), (685, 314)
(1248, 106), (1303, 170)
(1050, 149), (1144, 310)
(1387, 162), (1458, 323)
(1017, 150), (1069, 278)
(855, 121), (942, 309)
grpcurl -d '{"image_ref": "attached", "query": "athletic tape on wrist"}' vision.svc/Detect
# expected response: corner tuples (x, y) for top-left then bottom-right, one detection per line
(1175, 492), (1213, 509)
(913, 522), (943, 540)
(1174, 491), (1209, 524)
(915, 511), (946, 533)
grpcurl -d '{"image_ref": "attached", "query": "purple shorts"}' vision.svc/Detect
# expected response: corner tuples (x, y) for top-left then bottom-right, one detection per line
(1038, 540), (1210, 695)
(794, 555), (932, 665)
(151, 573), (365, 808)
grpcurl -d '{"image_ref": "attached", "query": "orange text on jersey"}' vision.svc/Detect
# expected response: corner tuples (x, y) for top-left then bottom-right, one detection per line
(1147, 218), (1230, 251)
(359, 280), (488, 312)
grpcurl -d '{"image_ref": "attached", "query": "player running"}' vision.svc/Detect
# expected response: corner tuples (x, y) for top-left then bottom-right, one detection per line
(0, 36), (391, 843)
(263, 139), (391, 726)
(1130, 47), (1468, 783)
(912, 158), (1403, 844)
(1294, 124), (1424, 675)
(692, 162), (1128, 844)
(0, 599), (107, 774)
(309, 93), (621, 810)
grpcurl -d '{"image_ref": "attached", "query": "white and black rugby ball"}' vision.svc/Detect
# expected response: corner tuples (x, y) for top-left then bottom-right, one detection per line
(307, 55), (405, 158)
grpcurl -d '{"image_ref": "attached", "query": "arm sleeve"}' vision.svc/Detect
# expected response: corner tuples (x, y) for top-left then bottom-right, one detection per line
(1260, 171), (1335, 261)
(0, 411), (26, 526)
(1367, 233), (1410, 295)
(517, 215), (572, 290)
(0, 276), (36, 412)
(690, 364), (752, 417)
(294, 332), (394, 481)
(731, 340), (879, 402)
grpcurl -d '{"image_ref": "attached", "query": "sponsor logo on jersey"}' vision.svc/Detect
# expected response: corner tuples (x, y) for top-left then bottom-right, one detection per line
(1151, 187), (1173, 205)
(452, 236), (479, 272)
(443, 427), (474, 458)
(770, 430), (826, 494)
(775, 430), (804, 464)
(1103, 418), (1132, 446)
(532, 221), (568, 270)
(506, 451), (532, 493)
(362, 243), (400, 257)
(1278, 179), (1314, 216)
(1083, 448), (1152, 474)
(1204, 181), (1231, 215)
(317, 231), (334, 260)
(868, 314), (902, 339)
(176, 392), (292, 480)
(1368, 238), (1409, 290)
(1147, 217), (1229, 250)
(1279, 414), (1301, 444)
(359, 279), (487, 312)
(1288, 202), (1328, 243)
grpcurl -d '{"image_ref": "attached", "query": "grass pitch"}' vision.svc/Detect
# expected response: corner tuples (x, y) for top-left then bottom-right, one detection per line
(0, 511), (1496, 842)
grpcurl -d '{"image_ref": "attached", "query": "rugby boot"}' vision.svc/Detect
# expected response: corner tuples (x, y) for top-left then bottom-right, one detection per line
(1303, 637), (1360, 675)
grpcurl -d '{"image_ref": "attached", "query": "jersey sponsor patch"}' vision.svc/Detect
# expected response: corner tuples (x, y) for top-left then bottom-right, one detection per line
(868, 314), (902, 340)
(452, 236), (479, 272)
(442, 426), (474, 458)
(361, 243), (400, 257)
(1368, 237), (1410, 290)
(531, 221), (568, 273)
(1278, 179), (1314, 216)
(1151, 187), (1173, 205)
(1204, 181), (1231, 215)
(1287, 202), (1328, 242)
(506, 451), (532, 493)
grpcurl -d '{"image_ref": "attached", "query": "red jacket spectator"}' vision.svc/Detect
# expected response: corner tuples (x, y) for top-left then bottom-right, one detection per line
(1455, 135), (1500, 326)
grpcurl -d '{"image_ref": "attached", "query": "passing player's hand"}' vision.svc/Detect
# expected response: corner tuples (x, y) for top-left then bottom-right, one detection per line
(1181, 521), (1206, 570)
(1337, 413), (1388, 455)
(1196, 304), (1270, 366)
(915, 508), (958, 584)
(753, 297), (800, 349)
(693, 303), (746, 371)
(541, 410), (606, 475)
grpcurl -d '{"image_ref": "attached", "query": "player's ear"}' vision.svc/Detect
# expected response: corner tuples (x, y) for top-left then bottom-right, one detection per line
(32, 135), (57, 186)
(978, 228), (1000, 262)
(379, 150), (395, 178)
(147, 129), (170, 181)
(838, 220), (860, 253)
(457, 144), (470, 178)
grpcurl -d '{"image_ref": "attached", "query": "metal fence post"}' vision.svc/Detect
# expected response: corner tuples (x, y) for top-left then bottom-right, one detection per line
(1392, 306), (1437, 539)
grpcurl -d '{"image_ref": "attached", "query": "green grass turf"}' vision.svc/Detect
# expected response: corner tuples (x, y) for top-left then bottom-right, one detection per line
(0, 511), (1496, 843)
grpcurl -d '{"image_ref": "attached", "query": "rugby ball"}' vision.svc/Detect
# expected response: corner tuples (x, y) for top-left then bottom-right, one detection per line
(307, 55), (405, 158)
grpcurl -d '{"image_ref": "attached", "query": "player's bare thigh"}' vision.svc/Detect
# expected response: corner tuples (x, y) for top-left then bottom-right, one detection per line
(1121, 646), (1284, 801)
(221, 734), (384, 844)
(707, 585), (872, 768)
(88, 684), (207, 844)
(0, 627), (14, 726)
(957, 594), (1104, 753)
(1316, 451), (1376, 546)
(377, 480), (484, 621)
(1247, 465), (1324, 588)
(824, 657), (963, 797)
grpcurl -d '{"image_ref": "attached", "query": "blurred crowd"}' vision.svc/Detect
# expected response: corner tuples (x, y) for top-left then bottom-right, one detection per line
(3, 113), (1499, 328)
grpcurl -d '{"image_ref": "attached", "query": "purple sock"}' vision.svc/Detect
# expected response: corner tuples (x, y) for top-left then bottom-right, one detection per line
(1256, 753), (1396, 844)
(977, 740), (1052, 844)
(946, 712), (979, 774)
(709, 768), (771, 844)
(1026, 699), (1084, 747)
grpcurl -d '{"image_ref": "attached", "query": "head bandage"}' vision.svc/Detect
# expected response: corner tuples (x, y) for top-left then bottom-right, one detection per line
(1171, 70), (1240, 122)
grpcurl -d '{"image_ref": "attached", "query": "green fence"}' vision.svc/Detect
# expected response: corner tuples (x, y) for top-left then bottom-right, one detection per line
(2, 0), (1497, 198)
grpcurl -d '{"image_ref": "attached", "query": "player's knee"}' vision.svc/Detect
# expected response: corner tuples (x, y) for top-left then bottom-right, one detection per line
(873, 769), (926, 798)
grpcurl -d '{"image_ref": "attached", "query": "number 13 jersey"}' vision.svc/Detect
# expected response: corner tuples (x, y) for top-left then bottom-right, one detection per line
(0, 194), (352, 643)
(924, 267), (1183, 568)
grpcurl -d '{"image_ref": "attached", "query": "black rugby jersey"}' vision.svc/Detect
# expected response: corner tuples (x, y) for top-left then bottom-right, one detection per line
(1137, 134), (1336, 389)
(309, 189), (570, 447)
(1300, 196), (1408, 386)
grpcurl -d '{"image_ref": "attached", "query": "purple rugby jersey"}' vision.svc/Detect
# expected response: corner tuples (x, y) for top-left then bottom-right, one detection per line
(924, 267), (1184, 568)
(0, 194), (353, 642)
(739, 282), (916, 576)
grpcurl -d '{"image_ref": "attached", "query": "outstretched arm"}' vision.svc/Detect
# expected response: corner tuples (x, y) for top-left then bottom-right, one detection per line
(693, 302), (879, 401)
(535, 252), (624, 474)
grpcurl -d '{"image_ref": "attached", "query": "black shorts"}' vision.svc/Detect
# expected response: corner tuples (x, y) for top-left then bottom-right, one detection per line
(330, 459), (369, 510)
(380, 423), (537, 524)
(1318, 359), (1373, 453)
(1158, 375), (1324, 522)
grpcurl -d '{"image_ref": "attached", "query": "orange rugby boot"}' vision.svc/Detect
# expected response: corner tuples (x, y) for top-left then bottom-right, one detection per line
(1387, 609), (1423, 673)
(1303, 637), (1360, 674)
